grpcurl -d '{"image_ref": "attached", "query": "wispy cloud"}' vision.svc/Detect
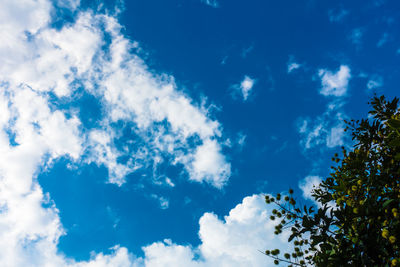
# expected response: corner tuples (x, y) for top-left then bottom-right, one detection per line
(349, 28), (364, 47)
(241, 45), (254, 58)
(288, 62), (301, 73)
(367, 75), (384, 90)
(287, 55), (301, 73)
(377, 32), (389, 47)
(298, 65), (351, 151)
(151, 194), (170, 209)
(328, 8), (349, 22)
(201, 0), (219, 8)
(298, 104), (348, 150)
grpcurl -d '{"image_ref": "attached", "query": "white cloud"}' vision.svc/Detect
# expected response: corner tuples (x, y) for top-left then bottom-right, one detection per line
(237, 132), (247, 148)
(326, 124), (346, 148)
(298, 65), (351, 150)
(367, 75), (384, 90)
(201, 0), (219, 8)
(299, 176), (322, 201)
(186, 139), (231, 188)
(233, 76), (255, 101)
(0, 0), (232, 265)
(57, 0), (81, 10)
(165, 177), (175, 187)
(1, 1), (229, 188)
(87, 129), (136, 186)
(298, 109), (347, 150)
(151, 195), (170, 210)
(140, 195), (292, 267)
(318, 65), (351, 97)
(76, 246), (141, 267)
(287, 62), (301, 73)
(299, 176), (336, 209)
(287, 55), (302, 73)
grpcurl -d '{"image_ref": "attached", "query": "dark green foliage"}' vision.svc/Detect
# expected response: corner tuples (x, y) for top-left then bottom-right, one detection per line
(264, 96), (400, 266)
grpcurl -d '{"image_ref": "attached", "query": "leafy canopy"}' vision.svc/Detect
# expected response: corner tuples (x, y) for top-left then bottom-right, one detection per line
(265, 96), (400, 266)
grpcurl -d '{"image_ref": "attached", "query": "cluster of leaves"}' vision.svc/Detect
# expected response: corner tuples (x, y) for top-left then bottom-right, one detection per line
(264, 96), (400, 266)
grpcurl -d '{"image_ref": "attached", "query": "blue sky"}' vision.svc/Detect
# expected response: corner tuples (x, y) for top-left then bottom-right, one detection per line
(0, 0), (399, 266)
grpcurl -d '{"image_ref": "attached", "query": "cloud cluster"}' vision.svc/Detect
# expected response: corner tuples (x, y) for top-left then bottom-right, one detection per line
(0, 0), (234, 265)
(139, 195), (290, 267)
(298, 65), (351, 150)
(1, 0), (231, 185)
(298, 107), (347, 149)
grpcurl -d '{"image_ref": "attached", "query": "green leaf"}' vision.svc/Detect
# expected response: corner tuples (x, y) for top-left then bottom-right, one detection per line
(383, 199), (393, 208)
(387, 119), (400, 129)
(288, 233), (295, 242)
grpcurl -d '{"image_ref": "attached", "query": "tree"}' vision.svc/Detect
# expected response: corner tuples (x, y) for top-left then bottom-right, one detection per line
(264, 95), (400, 266)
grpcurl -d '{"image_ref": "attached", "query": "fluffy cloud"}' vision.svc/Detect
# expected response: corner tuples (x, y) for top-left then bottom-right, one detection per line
(0, 0), (232, 265)
(139, 195), (291, 267)
(318, 65), (351, 97)
(1, 0), (230, 186)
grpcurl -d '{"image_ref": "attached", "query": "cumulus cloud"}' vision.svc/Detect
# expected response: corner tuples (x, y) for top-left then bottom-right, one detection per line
(139, 195), (291, 267)
(0, 0), (232, 265)
(318, 65), (351, 97)
(186, 139), (231, 188)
